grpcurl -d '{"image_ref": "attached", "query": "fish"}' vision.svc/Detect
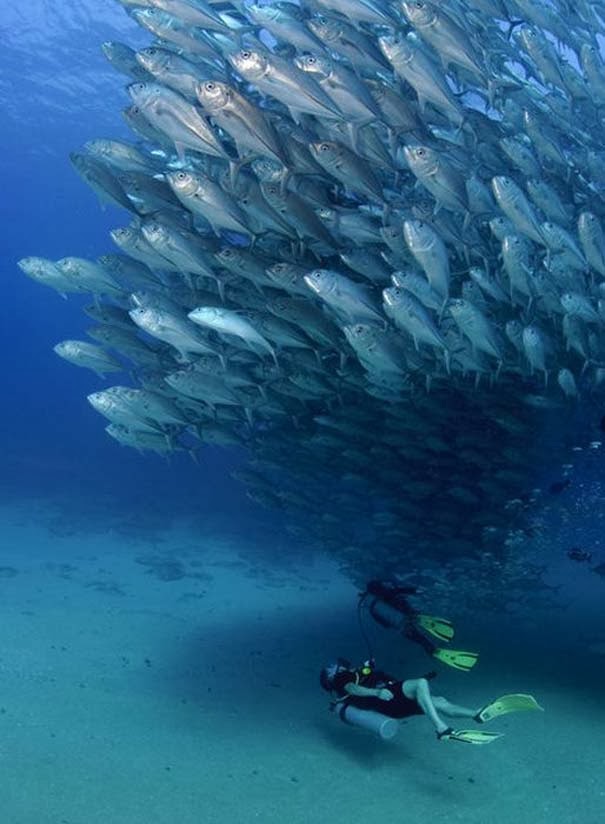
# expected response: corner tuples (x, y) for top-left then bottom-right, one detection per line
(227, 47), (342, 122)
(70, 151), (135, 212)
(294, 52), (381, 126)
(129, 8), (220, 60)
(129, 305), (221, 359)
(403, 144), (468, 215)
(403, 220), (450, 300)
(84, 139), (158, 174)
(54, 340), (123, 376)
(304, 268), (385, 325)
(127, 82), (228, 162)
(447, 299), (504, 361)
(102, 41), (151, 81)
(307, 14), (389, 76)
(309, 141), (383, 203)
(135, 46), (221, 101)
(400, 0), (487, 81)
(166, 170), (251, 237)
(382, 287), (449, 360)
(378, 35), (464, 126)
(247, 3), (324, 55)
(578, 212), (605, 278)
(188, 306), (277, 362)
(18, 257), (82, 297)
(21, 0), (605, 590)
(491, 176), (545, 245)
(195, 79), (288, 166)
(343, 323), (408, 378)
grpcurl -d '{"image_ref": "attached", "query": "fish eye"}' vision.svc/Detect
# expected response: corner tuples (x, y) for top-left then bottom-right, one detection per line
(319, 143), (330, 152)
(308, 56), (316, 64)
(241, 50), (251, 59)
(416, 148), (426, 156)
(205, 82), (215, 90)
(176, 172), (187, 180)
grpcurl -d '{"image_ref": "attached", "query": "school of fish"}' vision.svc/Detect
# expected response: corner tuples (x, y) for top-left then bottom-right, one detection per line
(18, 0), (605, 589)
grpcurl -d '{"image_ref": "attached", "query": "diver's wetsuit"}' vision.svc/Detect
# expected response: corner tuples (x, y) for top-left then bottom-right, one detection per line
(364, 580), (418, 618)
(332, 668), (423, 720)
(362, 580), (438, 657)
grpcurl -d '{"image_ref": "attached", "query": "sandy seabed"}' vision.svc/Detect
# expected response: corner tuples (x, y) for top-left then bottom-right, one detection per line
(0, 501), (603, 824)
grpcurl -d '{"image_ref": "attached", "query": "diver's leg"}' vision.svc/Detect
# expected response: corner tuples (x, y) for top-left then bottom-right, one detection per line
(403, 623), (437, 656)
(431, 696), (479, 719)
(402, 678), (449, 734)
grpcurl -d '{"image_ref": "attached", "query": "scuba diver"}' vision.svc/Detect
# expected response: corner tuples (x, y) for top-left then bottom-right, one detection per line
(358, 580), (479, 672)
(319, 658), (543, 744)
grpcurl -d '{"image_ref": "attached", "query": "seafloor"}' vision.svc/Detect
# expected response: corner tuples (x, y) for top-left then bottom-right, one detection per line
(0, 500), (602, 824)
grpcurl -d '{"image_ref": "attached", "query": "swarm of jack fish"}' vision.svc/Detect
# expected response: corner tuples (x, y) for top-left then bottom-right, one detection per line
(18, 0), (605, 572)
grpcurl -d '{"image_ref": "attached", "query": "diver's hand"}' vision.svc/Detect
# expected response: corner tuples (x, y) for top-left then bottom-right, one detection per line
(377, 688), (394, 701)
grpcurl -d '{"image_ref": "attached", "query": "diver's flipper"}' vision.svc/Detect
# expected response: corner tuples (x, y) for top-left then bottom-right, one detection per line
(437, 727), (503, 744)
(415, 613), (455, 642)
(475, 693), (544, 723)
(432, 648), (479, 672)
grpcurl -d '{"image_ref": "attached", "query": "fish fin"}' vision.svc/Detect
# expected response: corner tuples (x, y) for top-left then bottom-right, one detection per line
(174, 142), (187, 163)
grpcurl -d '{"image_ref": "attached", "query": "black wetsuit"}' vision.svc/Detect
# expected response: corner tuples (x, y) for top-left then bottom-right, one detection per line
(363, 580), (438, 657)
(332, 668), (423, 720)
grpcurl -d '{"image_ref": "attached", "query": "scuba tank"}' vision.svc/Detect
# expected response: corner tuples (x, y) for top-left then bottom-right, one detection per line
(361, 579), (417, 631)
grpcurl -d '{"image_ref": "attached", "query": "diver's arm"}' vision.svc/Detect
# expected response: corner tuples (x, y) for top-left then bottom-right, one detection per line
(345, 683), (393, 700)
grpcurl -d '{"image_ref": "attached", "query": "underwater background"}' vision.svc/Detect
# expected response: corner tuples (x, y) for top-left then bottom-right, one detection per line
(2, 1), (605, 822)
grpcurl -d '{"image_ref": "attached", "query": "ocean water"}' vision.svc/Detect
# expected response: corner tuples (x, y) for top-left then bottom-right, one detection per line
(2, 2), (605, 823)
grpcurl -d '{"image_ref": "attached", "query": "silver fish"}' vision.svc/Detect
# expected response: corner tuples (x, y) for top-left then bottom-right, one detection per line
(228, 48), (342, 121)
(304, 268), (385, 325)
(491, 176), (545, 245)
(382, 286), (449, 360)
(400, 0), (486, 80)
(378, 35), (464, 126)
(196, 80), (288, 165)
(403, 145), (467, 214)
(403, 220), (450, 299)
(294, 53), (381, 125)
(247, 3), (324, 54)
(448, 299), (504, 361)
(54, 340), (123, 376)
(188, 306), (277, 361)
(127, 82), (227, 161)
(309, 141), (383, 203)
(166, 170), (251, 236)
(578, 212), (605, 278)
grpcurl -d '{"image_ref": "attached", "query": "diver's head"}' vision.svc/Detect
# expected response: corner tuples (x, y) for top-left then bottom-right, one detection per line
(319, 658), (351, 692)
